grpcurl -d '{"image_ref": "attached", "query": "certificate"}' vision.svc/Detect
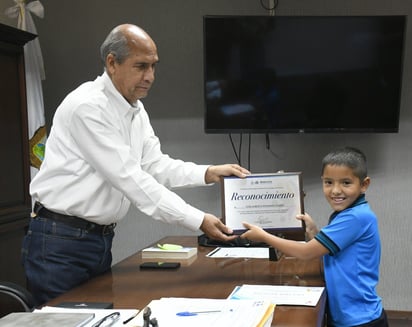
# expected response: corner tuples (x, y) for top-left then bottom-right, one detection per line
(221, 173), (304, 233)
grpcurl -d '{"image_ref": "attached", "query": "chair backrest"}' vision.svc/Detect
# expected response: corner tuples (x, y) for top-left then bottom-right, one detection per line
(0, 281), (35, 318)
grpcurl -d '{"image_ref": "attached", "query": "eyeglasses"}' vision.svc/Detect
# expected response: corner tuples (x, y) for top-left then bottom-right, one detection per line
(92, 311), (120, 327)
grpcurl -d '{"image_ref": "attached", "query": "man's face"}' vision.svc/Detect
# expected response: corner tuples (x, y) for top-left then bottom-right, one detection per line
(108, 38), (159, 104)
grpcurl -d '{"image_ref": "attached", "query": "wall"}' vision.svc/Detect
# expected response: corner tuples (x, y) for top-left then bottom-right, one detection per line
(1, 0), (411, 311)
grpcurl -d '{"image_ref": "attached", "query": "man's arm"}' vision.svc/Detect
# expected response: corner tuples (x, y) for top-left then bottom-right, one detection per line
(200, 164), (250, 241)
(204, 164), (250, 184)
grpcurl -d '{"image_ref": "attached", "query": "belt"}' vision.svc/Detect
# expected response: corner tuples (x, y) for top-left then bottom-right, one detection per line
(33, 202), (116, 235)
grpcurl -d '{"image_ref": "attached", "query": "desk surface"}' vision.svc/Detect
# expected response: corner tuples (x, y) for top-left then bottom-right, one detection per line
(47, 236), (326, 327)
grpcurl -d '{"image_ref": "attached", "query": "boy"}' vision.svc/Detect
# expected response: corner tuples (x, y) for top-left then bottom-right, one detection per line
(241, 147), (387, 327)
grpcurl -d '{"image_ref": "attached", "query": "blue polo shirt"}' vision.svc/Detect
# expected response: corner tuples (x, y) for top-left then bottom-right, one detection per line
(315, 195), (383, 327)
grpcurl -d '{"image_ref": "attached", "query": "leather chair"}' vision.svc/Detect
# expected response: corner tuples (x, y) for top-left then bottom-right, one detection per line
(0, 281), (35, 318)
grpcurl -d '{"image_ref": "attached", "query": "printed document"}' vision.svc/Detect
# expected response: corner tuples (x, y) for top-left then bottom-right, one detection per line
(229, 284), (325, 306)
(206, 247), (269, 259)
(134, 297), (275, 327)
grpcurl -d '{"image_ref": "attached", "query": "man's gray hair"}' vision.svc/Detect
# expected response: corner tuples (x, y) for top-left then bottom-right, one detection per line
(100, 28), (130, 66)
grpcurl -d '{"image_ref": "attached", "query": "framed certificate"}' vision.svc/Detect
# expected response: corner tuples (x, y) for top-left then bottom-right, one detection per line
(221, 172), (305, 234)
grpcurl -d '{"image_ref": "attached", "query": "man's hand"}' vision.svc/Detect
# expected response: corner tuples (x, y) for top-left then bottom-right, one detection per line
(200, 214), (237, 242)
(205, 164), (250, 184)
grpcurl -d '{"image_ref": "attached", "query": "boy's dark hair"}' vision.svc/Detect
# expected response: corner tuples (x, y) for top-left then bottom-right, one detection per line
(321, 147), (368, 181)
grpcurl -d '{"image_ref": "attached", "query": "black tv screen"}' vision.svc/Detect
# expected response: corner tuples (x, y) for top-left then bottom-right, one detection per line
(203, 15), (406, 133)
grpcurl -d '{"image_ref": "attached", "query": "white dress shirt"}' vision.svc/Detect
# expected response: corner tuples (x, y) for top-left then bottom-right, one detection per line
(30, 72), (208, 230)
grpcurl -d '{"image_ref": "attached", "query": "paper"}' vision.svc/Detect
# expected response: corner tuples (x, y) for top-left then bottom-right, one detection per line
(207, 247), (269, 259)
(35, 306), (139, 326)
(228, 284), (325, 306)
(134, 297), (274, 327)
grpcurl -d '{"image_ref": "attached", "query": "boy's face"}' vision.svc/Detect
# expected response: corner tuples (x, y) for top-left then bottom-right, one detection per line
(321, 164), (370, 212)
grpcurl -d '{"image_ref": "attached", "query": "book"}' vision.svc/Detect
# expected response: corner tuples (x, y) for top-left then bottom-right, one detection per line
(142, 245), (197, 260)
(0, 312), (95, 327)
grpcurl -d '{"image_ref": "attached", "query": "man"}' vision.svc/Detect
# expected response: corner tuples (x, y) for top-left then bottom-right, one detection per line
(22, 24), (249, 305)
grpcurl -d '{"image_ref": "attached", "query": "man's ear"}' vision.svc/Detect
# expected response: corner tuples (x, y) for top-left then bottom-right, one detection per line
(105, 53), (116, 75)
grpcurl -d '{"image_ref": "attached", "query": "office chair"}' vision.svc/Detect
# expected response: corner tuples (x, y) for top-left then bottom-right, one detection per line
(0, 281), (35, 318)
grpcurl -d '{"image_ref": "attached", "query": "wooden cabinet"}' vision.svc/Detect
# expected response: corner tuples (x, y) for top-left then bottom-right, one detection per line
(0, 23), (36, 285)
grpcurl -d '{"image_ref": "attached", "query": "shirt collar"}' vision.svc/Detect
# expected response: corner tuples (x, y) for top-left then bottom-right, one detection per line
(101, 72), (141, 119)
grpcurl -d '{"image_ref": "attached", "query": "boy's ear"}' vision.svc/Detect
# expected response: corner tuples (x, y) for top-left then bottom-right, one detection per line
(361, 176), (371, 192)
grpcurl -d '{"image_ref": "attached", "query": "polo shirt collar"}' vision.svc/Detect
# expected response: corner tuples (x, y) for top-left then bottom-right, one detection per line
(328, 194), (367, 224)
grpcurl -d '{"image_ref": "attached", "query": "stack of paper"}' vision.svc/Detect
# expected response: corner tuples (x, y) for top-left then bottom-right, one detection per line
(134, 297), (275, 327)
(228, 284), (325, 306)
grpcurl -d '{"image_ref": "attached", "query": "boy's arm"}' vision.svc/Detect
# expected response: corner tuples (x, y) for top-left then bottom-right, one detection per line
(241, 221), (328, 260)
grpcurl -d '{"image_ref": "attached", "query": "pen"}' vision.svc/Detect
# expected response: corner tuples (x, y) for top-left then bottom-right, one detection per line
(176, 310), (221, 316)
(123, 311), (139, 324)
(207, 247), (221, 257)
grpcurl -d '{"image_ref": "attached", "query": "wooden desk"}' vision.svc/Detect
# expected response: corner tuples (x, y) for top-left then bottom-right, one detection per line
(47, 236), (326, 327)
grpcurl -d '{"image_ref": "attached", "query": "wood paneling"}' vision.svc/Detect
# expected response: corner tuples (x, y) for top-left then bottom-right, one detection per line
(0, 23), (36, 286)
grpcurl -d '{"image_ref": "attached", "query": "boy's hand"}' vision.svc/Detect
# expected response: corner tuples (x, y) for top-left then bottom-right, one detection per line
(240, 222), (268, 243)
(296, 213), (319, 240)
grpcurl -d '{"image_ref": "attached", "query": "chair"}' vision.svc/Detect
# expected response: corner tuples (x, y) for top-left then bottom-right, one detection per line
(0, 281), (35, 318)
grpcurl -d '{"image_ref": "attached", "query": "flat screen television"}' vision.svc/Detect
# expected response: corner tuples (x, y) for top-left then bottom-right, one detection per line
(203, 15), (406, 133)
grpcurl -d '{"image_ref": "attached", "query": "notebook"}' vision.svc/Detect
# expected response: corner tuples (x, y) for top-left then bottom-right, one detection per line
(0, 312), (95, 327)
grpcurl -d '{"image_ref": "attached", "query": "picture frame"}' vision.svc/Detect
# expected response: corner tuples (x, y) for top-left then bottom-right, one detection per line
(221, 172), (305, 234)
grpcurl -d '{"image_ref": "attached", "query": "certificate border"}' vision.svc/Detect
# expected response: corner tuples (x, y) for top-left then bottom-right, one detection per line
(221, 172), (305, 235)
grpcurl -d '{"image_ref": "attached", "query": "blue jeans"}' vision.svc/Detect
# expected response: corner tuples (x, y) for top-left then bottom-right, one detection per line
(21, 216), (114, 306)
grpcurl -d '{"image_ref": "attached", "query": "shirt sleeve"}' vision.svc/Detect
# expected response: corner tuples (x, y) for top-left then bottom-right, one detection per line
(315, 231), (340, 255)
(136, 110), (210, 189)
(316, 209), (365, 255)
(69, 102), (206, 231)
